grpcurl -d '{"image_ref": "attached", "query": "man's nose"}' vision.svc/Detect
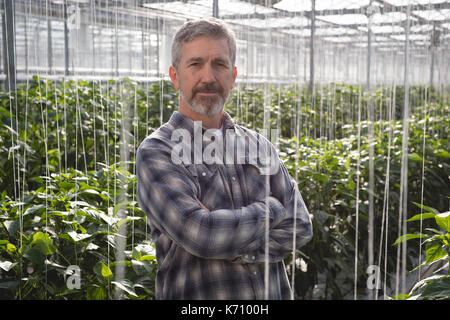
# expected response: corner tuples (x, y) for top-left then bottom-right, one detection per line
(200, 63), (216, 83)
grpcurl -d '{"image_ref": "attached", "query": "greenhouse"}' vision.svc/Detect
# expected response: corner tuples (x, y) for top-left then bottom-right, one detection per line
(0, 0), (449, 301)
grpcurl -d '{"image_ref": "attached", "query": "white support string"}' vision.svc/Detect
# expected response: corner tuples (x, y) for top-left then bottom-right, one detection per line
(354, 78), (362, 300)
(263, 0), (272, 300)
(72, 0), (79, 270)
(418, 84), (428, 283)
(375, 78), (394, 300)
(290, 85), (300, 300)
(396, 1), (411, 297)
(131, 0), (139, 251)
(44, 0), (50, 297)
(92, 0), (97, 171)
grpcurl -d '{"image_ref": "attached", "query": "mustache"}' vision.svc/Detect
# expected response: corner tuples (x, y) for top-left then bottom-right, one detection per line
(192, 83), (223, 95)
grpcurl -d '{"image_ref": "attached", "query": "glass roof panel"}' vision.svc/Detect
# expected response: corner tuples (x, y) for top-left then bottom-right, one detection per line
(143, 0), (277, 19)
(315, 27), (360, 36)
(274, 0), (370, 12)
(200, 0), (277, 16)
(412, 9), (450, 21)
(323, 36), (355, 43)
(324, 35), (379, 43)
(230, 16), (311, 29)
(281, 29), (313, 37)
(371, 12), (408, 24)
(318, 14), (368, 25)
(359, 25), (405, 34)
(143, 1), (210, 18)
(52, 0), (90, 3)
(391, 34), (431, 41)
(354, 40), (403, 47)
(410, 24), (435, 32)
(280, 27), (360, 37)
(384, 0), (447, 6)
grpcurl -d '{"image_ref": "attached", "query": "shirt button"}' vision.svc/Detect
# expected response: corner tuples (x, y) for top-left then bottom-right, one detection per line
(252, 256), (256, 260)
(253, 271), (257, 275)
(202, 172), (206, 177)
(231, 176), (236, 181)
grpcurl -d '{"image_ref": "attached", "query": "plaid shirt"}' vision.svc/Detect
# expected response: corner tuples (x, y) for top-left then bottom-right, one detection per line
(136, 111), (312, 300)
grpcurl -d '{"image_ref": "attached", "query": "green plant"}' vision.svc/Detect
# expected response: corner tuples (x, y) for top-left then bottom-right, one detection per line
(0, 164), (156, 299)
(393, 202), (450, 300)
(1, 79), (448, 300)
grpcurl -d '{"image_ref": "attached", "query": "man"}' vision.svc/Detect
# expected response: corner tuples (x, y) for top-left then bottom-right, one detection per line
(136, 18), (312, 300)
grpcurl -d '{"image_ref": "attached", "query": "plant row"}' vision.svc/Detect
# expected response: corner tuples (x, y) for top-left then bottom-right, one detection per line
(0, 78), (448, 299)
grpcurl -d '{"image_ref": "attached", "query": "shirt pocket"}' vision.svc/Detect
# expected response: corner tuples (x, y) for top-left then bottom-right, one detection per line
(183, 163), (225, 210)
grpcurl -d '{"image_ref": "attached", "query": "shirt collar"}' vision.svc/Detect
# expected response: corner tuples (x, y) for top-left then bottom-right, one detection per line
(168, 111), (238, 134)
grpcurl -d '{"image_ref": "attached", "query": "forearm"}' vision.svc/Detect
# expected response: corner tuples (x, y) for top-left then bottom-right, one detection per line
(143, 191), (286, 260)
(137, 147), (287, 260)
(233, 166), (313, 264)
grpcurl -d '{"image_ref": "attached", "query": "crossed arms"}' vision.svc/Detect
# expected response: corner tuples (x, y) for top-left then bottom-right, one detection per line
(136, 140), (312, 264)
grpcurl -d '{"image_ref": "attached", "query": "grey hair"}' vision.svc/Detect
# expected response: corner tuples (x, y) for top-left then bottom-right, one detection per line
(171, 18), (236, 70)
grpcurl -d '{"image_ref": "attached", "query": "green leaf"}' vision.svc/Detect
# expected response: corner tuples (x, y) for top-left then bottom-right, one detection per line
(436, 150), (450, 158)
(112, 279), (138, 297)
(69, 201), (91, 208)
(94, 262), (113, 281)
(408, 153), (423, 162)
(3, 220), (20, 237)
(393, 233), (427, 246)
(113, 201), (134, 216)
(313, 172), (329, 183)
(31, 231), (55, 255)
(0, 260), (17, 272)
(407, 212), (436, 222)
(132, 247), (141, 260)
(58, 181), (75, 192)
(80, 188), (100, 196)
(6, 242), (16, 254)
(435, 211), (450, 232)
(412, 202), (440, 214)
(0, 240), (17, 254)
(425, 241), (448, 265)
(116, 216), (142, 229)
(86, 285), (108, 300)
(409, 274), (442, 294)
(86, 242), (99, 251)
(139, 255), (156, 262)
(94, 211), (119, 226)
(392, 293), (410, 300)
(24, 245), (46, 264)
(23, 204), (45, 216)
(67, 230), (92, 242)
(131, 260), (152, 276)
(410, 260), (428, 272)
(421, 276), (450, 298)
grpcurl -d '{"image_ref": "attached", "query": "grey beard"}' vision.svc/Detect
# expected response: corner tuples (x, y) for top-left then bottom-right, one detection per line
(180, 90), (228, 116)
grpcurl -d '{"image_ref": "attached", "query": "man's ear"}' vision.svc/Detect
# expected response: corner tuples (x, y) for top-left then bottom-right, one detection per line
(169, 66), (179, 90)
(231, 66), (237, 89)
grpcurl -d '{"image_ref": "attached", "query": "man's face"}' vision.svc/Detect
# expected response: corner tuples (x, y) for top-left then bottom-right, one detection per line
(170, 36), (237, 116)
